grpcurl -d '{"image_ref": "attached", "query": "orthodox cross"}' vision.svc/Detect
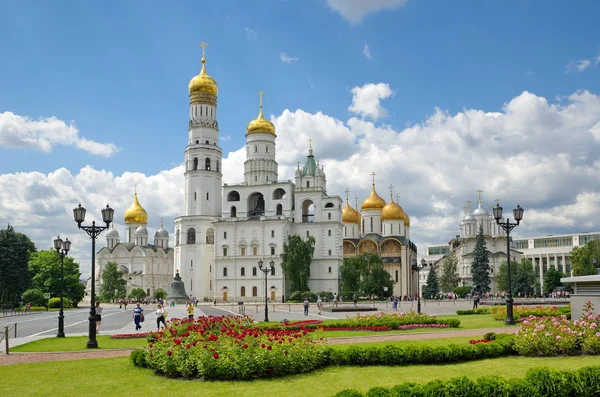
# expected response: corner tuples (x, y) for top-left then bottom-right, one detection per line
(476, 189), (484, 204)
(344, 188), (350, 203)
(466, 200), (472, 211)
(371, 172), (377, 186)
(463, 206), (467, 215)
(395, 194), (400, 204)
(389, 184), (394, 199)
(258, 90), (264, 109)
(309, 138), (312, 151)
(199, 42), (209, 58)
(354, 194), (359, 209)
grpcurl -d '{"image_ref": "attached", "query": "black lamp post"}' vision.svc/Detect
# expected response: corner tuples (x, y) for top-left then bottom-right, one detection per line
(258, 259), (273, 322)
(493, 203), (524, 325)
(53, 236), (71, 338)
(73, 203), (114, 348)
(411, 259), (424, 314)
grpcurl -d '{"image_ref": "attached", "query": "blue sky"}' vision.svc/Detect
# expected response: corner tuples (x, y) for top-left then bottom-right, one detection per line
(2, 0), (600, 274)
(2, 0), (599, 175)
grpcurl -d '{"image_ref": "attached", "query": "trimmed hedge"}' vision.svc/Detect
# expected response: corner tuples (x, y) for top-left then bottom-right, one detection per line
(456, 308), (490, 315)
(333, 365), (600, 396)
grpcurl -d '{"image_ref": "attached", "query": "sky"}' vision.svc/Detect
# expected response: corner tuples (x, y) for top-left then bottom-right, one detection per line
(2, 0), (600, 278)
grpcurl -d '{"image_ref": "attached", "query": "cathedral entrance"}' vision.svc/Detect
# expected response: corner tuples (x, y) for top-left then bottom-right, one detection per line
(270, 290), (276, 301)
(223, 291), (228, 301)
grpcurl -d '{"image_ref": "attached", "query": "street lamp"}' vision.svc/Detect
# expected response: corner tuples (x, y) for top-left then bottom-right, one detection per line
(73, 203), (114, 348)
(53, 236), (71, 338)
(258, 259), (274, 322)
(411, 259), (425, 314)
(493, 202), (524, 325)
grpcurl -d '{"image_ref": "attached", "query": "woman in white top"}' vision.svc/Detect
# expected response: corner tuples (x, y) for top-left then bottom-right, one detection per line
(156, 304), (166, 329)
(95, 301), (103, 332)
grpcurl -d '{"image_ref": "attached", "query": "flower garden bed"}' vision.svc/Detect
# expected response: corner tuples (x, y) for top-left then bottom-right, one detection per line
(111, 332), (158, 339)
(490, 305), (570, 321)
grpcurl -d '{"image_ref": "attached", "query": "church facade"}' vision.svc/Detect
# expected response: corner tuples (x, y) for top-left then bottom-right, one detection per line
(173, 46), (343, 302)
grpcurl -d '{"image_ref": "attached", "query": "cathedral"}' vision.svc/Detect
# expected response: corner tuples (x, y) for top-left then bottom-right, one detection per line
(341, 180), (418, 297)
(95, 193), (174, 297)
(173, 45), (343, 302)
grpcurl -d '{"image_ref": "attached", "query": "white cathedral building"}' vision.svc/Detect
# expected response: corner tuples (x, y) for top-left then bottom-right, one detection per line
(173, 47), (343, 302)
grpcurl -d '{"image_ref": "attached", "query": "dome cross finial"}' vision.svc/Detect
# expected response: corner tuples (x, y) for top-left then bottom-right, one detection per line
(395, 193), (400, 204)
(466, 200), (472, 212)
(476, 189), (484, 206)
(258, 90), (264, 109)
(354, 194), (359, 209)
(344, 188), (350, 204)
(199, 41), (209, 59)
(371, 171), (377, 187)
(388, 184), (394, 200)
(309, 138), (312, 151)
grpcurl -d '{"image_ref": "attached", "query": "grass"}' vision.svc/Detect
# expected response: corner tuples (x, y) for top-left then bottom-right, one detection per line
(9, 335), (148, 352)
(1, 355), (598, 397)
(328, 336), (475, 349)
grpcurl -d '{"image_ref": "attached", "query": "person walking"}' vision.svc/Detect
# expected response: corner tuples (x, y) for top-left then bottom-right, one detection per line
(95, 301), (103, 333)
(303, 298), (309, 315)
(133, 303), (144, 331)
(186, 301), (194, 320)
(156, 303), (166, 330)
(316, 296), (323, 315)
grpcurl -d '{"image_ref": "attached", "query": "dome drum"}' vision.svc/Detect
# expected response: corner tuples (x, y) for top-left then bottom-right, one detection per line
(189, 92), (217, 106)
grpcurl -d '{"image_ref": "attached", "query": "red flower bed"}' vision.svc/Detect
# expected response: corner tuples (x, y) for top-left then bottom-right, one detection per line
(469, 339), (492, 345)
(281, 319), (323, 327)
(111, 332), (160, 339)
(321, 325), (392, 331)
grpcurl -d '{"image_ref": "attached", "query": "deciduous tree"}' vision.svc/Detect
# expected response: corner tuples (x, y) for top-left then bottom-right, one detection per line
(0, 225), (36, 304)
(28, 249), (85, 305)
(439, 250), (460, 292)
(281, 235), (315, 293)
(543, 266), (565, 294)
(100, 261), (127, 301)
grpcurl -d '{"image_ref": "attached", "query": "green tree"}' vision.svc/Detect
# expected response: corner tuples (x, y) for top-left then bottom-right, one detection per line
(514, 259), (536, 296)
(100, 262), (127, 301)
(27, 249), (85, 305)
(0, 225), (36, 304)
(543, 266), (565, 294)
(471, 226), (491, 292)
(154, 288), (168, 300)
(340, 253), (378, 293)
(362, 262), (394, 298)
(21, 288), (46, 306)
(281, 235), (315, 293)
(570, 244), (597, 276)
(439, 250), (460, 292)
(129, 287), (146, 301)
(423, 268), (439, 298)
(494, 260), (516, 293)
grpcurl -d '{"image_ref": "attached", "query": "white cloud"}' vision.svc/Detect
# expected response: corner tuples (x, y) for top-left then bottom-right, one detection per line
(5, 88), (600, 276)
(0, 112), (118, 157)
(566, 51), (600, 73)
(348, 83), (393, 120)
(325, 0), (408, 24)
(279, 52), (299, 64)
(363, 44), (372, 60)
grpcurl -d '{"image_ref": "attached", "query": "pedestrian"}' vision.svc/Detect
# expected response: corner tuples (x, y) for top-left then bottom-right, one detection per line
(133, 303), (144, 331)
(156, 303), (167, 330)
(123, 300), (128, 310)
(303, 298), (309, 315)
(316, 296), (322, 315)
(95, 301), (103, 333)
(393, 296), (399, 311)
(119, 300), (122, 310)
(186, 300), (194, 320)
(472, 293), (479, 310)
(353, 294), (358, 307)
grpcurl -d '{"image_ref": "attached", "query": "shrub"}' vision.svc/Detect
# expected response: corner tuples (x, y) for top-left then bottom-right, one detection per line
(288, 291), (303, 301)
(457, 308), (490, 315)
(21, 288), (46, 306)
(302, 291), (318, 301)
(48, 297), (72, 308)
(130, 349), (148, 367)
(490, 305), (570, 321)
(334, 390), (364, 397)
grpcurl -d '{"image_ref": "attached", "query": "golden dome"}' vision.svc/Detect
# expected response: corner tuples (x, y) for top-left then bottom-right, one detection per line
(381, 200), (408, 223)
(124, 193), (148, 224)
(247, 91), (276, 135)
(342, 202), (360, 224)
(361, 185), (386, 211)
(189, 57), (218, 96)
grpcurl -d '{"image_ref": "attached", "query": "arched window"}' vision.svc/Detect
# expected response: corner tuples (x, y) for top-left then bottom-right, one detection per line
(306, 181), (310, 188)
(216, 160), (220, 173)
(231, 206), (237, 217)
(273, 188), (287, 200)
(187, 228), (196, 245)
(223, 267), (228, 277)
(271, 266), (275, 276)
(227, 191), (240, 201)
(195, 140), (199, 144)
(328, 267), (332, 273)
(254, 145), (258, 153)
(302, 199), (315, 223)
(252, 267), (257, 276)
(206, 228), (214, 244)
(205, 140), (209, 144)
(271, 230), (275, 238)
(328, 230), (331, 236)
(276, 204), (283, 216)
(205, 157), (211, 171)
(241, 267), (246, 276)
(395, 270), (399, 282)
(325, 202), (334, 208)
(328, 213), (332, 220)
(328, 249), (332, 256)
(175, 229), (180, 246)
(241, 286), (246, 297)
(193, 157), (198, 170)
(252, 286), (258, 297)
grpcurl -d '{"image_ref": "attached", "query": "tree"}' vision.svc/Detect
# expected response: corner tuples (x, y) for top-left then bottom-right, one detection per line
(570, 244), (597, 276)
(0, 225), (36, 305)
(471, 226), (491, 292)
(362, 262), (394, 298)
(423, 269), (439, 298)
(514, 259), (536, 296)
(439, 250), (460, 292)
(21, 288), (46, 306)
(27, 249), (85, 305)
(281, 235), (315, 293)
(543, 266), (565, 294)
(100, 262), (127, 302)
(129, 288), (146, 301)
(494, 261), (517, 293)
(154, 288), (168, 300)
(340, 253), (378, 293)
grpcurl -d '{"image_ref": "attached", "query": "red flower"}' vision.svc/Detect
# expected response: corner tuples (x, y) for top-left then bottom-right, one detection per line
(213, 353), (219, 359)
(261, 343), (266, 348)
(167, 350), (172, 356)
(243, 343), (249, 349)
(148, 343), (153, 348)
(267, 345), (272, 350)
(186, 344), (191, 349)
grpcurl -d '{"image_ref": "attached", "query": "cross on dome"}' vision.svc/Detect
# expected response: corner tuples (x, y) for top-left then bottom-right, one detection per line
(199, 41), (209, 59)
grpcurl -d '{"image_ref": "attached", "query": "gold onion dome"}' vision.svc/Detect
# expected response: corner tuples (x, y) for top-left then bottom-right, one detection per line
(247, 91), (276, 135)
(342, 201), (360, 224)
(188, 46), (218, 96)
(124, 193), (148, 224)
(361, 185), (386, 211)
(381, 199), (410, 226)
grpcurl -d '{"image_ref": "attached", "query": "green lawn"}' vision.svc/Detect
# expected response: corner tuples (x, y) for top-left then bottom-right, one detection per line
(1, 356), (597, 397)
(328, 336), (476, 349)
(9, 335), (148, 352)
